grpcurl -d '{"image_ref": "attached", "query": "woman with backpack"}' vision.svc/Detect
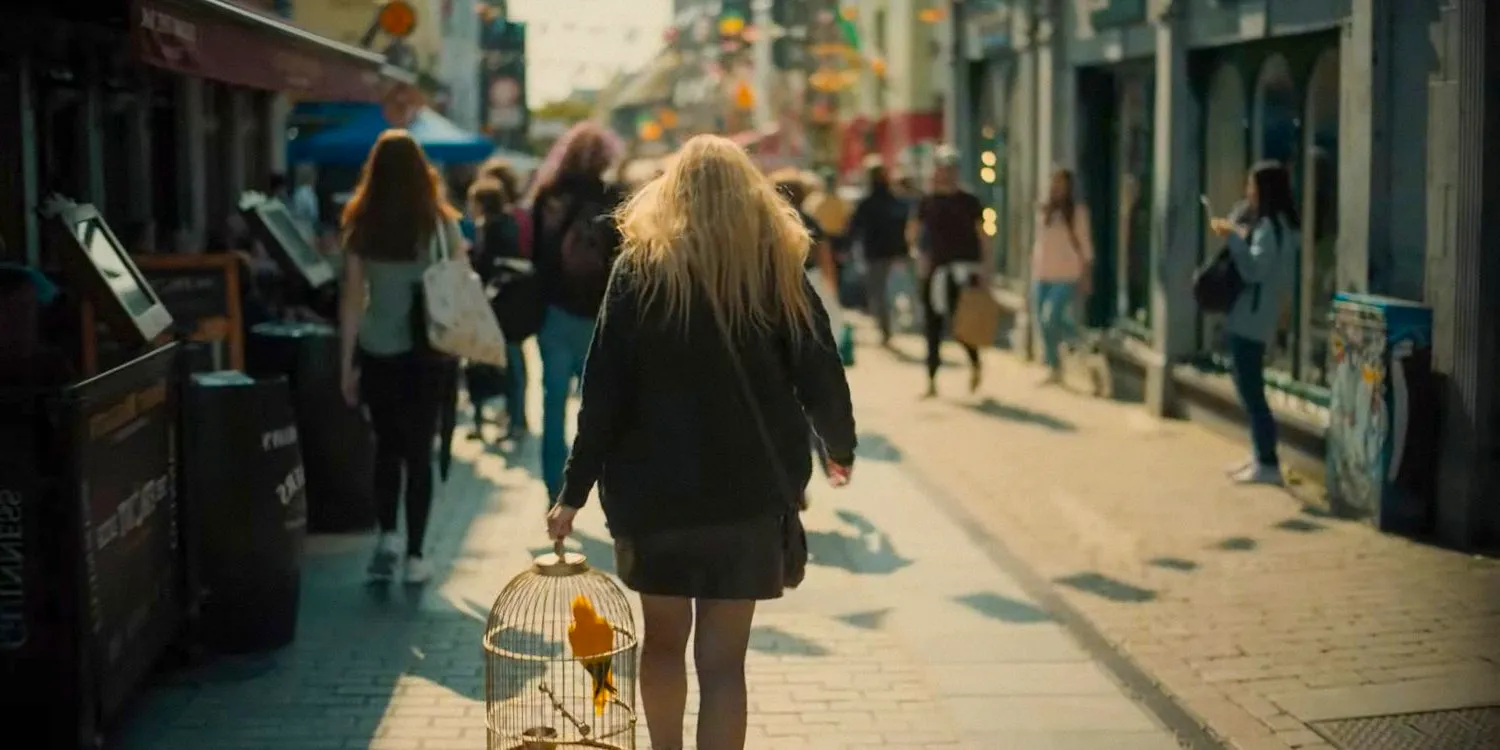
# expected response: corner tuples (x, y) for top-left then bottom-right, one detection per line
(544, 134), (855, 750)
(1210, 160), (1300, 487)
(529, 122), (627, 502)
(1032, 168), (1095, 385)
(337, 130), (467, 584)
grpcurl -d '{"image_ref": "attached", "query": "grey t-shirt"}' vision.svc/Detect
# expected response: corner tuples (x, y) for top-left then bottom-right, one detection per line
(356, 219), (463, 356)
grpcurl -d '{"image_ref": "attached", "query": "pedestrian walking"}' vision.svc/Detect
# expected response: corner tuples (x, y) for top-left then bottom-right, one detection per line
(478, 156), (533, 261)
(544, 135), (856, 750)
(805, 169), (852, 251)
(337, 130), (467, 584)
(1210, 160), (1300, 486)
(847, 161), (911, 346)
(912, 152), (987, 397)
(771, 169), (842, 343)
(1032, 168), (1095, 385)
(475, 158), (536, 438)
(528, 122), (627, 503)
(464, 177), (524, 440)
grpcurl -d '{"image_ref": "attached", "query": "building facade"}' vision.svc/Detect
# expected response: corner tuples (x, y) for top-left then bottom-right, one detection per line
(437, 0), (483, 130)
(0, 0), (401, 265)
(833, 1), (949, 181)
(954, 0), (1498, 550)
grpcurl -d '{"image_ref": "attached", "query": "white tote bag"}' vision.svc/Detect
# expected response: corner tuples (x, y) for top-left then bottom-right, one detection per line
(421, 222), (508, 366)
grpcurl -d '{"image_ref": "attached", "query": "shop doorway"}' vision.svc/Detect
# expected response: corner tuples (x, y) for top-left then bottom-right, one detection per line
(1076, 63), (1154, 334)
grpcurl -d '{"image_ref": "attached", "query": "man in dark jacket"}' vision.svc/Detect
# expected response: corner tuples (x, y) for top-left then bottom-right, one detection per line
(847, 163), (911, 345)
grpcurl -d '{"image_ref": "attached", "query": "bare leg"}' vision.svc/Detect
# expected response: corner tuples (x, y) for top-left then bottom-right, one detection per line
(639, 595), (693, 750)
(693, 599), (757, 750)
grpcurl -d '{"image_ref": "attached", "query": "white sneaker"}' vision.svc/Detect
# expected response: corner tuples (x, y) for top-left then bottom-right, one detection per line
(367, 532), (401, 581)
(1232, 463), (1284, 486)
(1225, 457), (1255, 476)
(403, 556), (433, 584)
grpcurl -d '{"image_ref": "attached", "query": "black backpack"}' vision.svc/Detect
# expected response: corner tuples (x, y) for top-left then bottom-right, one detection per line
(543, 193), (617, 314)
(487, 257), (544, 341)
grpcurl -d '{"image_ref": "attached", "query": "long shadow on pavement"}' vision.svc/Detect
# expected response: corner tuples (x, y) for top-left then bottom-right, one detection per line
(954, 591), (1054, 624)
(806, 509), (913, 576)
(963, 396), (1076, 433)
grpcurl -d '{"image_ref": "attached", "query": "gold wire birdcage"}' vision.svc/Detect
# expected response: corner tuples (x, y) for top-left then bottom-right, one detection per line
(485, 540), (638, 749)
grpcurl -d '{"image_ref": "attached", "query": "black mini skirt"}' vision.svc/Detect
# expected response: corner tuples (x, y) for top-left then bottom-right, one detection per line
(614, 514), (786, 601)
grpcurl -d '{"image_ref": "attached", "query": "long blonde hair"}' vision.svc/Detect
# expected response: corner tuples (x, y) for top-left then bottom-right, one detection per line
(614, 135), (814, 341)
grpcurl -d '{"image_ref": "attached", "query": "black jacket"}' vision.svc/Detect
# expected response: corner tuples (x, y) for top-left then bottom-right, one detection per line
(848, 187), (911, 261)
(558, 262), (857, 536)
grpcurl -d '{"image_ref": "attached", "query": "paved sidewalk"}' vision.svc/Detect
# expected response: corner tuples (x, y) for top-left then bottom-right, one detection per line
(845, 320), (1500, 750)
(116, 347), (1186, 750)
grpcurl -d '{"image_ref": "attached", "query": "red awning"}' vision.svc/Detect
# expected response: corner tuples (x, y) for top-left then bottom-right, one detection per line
(132, 0), (401, 102)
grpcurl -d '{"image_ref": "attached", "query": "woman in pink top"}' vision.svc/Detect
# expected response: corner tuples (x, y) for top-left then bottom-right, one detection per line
(1032, 169), (1094, 384)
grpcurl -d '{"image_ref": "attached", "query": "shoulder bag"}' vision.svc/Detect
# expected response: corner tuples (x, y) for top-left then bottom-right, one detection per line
(420, 221), (508, 366)
(704, 303), (810, 591)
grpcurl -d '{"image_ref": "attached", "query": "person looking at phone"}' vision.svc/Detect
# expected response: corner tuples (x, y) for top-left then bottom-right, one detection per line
(543, 135), (855, 750)
(1209, 161), (1300, 486)
(1031, 168), (1094, 385)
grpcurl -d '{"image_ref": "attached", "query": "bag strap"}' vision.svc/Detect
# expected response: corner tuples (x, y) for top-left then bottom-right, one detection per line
(431, 220), (451, 263)
(704, 297), (803, 511)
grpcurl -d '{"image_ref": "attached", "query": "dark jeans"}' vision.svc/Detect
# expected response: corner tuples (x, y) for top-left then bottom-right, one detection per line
(1228, 335), (1279, 467)
(864, 257), (898, 342)
(922, 269), (980, 381)
(360, 349), (449, 557)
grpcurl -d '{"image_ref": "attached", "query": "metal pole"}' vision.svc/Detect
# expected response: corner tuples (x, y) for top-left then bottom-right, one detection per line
(751, 0), (775, 132)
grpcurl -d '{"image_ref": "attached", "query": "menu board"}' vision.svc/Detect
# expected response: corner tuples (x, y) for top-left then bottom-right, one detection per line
(70, 344), (181, 719)
(134, 254), (244, 371)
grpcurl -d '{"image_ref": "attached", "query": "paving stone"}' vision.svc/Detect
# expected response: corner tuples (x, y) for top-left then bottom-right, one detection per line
(839, 321), (1500, 749)
(113, 339), (1182, 749)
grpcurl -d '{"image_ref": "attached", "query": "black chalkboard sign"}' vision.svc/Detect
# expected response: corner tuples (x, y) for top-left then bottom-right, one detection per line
(133, 254), (244, 371)
(70, 345), (182, 720)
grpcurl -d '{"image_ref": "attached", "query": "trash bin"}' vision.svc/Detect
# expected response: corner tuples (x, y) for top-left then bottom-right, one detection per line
(1326, 293), (1438, 534)
(182, 372), (307, 653)
(246, 322), (375, 533)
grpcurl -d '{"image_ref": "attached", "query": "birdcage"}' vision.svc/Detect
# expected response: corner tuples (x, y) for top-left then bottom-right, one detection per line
(485, 540), (638, 749)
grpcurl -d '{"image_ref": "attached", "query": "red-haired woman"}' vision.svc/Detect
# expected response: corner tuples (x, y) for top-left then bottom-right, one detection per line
(338, 130), (467, 584)
(527, 122), (626, 502)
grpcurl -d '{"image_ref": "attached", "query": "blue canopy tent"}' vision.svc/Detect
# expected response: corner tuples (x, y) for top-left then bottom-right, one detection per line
(287, 103), (496, 165)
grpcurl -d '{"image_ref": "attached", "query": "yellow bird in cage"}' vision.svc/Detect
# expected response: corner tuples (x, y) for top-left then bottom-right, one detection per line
(568, 594), (617, 716)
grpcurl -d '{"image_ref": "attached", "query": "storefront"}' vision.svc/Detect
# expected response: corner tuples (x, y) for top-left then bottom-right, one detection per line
(1194, 31), (1341, 397)
(2, 0), (398, 266)
(1077, 61), (1154, 334)
(957, 0), (1496, 548)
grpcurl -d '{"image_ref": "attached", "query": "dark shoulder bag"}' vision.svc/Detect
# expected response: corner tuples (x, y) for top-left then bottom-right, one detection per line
(1193, 246), (1245, 314)
(704, 303), (809, 590)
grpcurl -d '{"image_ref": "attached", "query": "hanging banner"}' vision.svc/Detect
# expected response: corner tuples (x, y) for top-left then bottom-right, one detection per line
(481, 18), (529, 151)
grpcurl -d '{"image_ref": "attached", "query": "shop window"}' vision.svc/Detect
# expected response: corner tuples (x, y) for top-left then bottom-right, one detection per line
(102, 94), (138, 230)
(976, 63), (1010, 279)
(1252, 54), (1300, 376)
(203, 83), (226, 249)
(1115, 74), (1154, 335)
(149, 76), (181, 248)
(1201, 62), (1248, 351)
(1300, 50), (1339, 387)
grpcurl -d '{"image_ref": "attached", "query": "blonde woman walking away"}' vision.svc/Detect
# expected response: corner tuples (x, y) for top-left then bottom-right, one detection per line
(544, 135), (856, 750)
